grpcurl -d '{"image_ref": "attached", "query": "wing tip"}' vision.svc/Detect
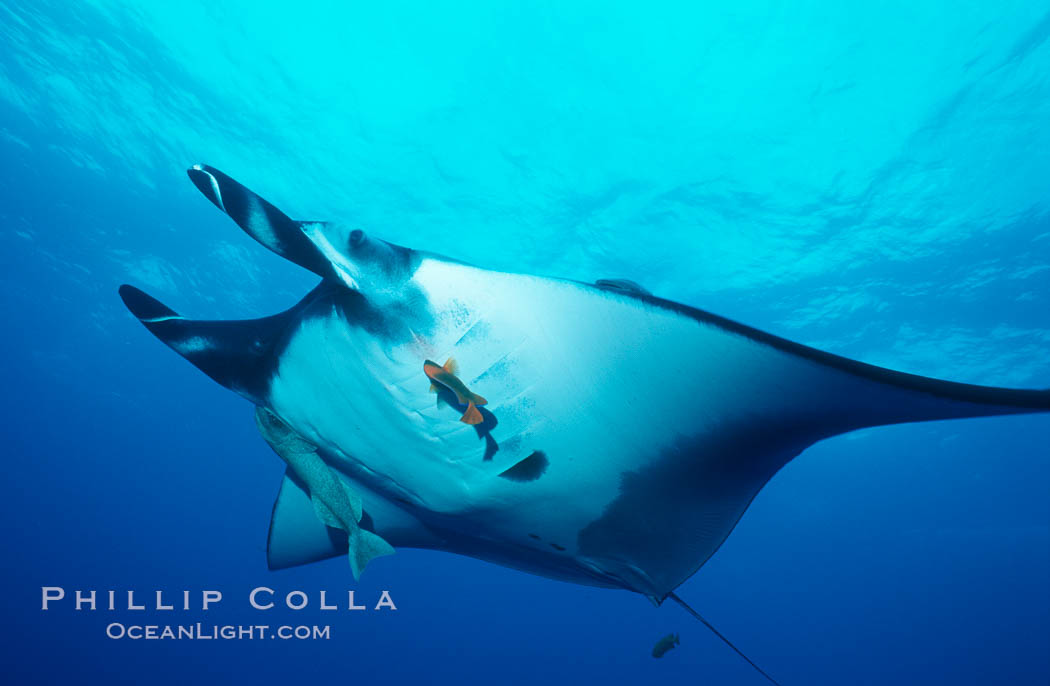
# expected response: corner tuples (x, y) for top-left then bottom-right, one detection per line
(118, 284), (179, 321)
(186, 163), (226, 212)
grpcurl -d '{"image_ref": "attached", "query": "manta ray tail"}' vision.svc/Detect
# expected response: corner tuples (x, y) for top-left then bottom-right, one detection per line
(668, 592), (783, 686)
(118, 284), (292, 403)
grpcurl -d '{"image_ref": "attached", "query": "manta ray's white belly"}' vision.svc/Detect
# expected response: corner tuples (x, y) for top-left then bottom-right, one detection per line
(266, 258), (803, 593)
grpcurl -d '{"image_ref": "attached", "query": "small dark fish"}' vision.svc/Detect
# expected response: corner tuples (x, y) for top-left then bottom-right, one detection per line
(424, 358), (488, 424)
(652, 632), (680, 658)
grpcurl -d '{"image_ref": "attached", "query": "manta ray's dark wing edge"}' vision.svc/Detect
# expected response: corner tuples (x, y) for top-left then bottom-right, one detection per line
(625, 289), (1050, 426)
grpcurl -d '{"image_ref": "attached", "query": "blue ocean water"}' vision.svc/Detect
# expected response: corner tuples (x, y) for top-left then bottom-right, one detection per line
(1, 1), (1048, 684)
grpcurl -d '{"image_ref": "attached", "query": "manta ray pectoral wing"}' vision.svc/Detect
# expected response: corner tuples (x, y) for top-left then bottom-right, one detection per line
(765, 337), (1050, 431)
(575, 297), (1050, 599)
(650, 295), (1050, 430)
(186, 164), (332, 278)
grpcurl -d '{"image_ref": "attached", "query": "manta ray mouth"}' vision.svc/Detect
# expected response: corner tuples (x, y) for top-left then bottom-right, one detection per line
(187, 164), (226, 213)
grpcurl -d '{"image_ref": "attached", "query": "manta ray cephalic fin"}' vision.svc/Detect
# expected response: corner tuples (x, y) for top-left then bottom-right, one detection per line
(187, 164), (332, 278)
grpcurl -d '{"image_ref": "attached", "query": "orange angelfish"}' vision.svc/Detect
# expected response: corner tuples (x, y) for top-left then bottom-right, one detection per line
(423, 358), (488, 425)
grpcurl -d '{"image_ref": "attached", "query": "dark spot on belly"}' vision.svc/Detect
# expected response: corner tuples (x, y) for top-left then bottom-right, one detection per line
(549, 543), (566, 551)
(498, 450), (548, 482)
(528, 533), (541, 540)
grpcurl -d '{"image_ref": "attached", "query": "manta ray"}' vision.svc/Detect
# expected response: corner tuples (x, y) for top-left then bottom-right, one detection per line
(121, 165), (1049, 683)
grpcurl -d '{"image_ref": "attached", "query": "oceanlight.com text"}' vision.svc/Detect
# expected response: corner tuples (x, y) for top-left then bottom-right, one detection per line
(105, 623), (331, 640)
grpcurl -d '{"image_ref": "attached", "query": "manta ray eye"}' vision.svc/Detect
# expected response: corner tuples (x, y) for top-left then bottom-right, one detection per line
(349, 229), (366, 247)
